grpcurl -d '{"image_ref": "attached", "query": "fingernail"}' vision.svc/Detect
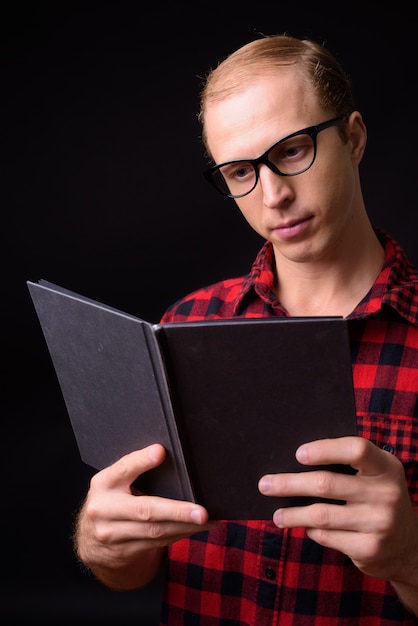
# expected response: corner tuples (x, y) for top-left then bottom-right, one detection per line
(148, 445), (159, 462)
(273, 509), (284, 528)
(259, 477), (272, 494)
(190, 509), (204, 524)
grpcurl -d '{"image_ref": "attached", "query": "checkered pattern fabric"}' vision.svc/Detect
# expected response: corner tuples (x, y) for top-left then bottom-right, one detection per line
(158, 229), (418, 625)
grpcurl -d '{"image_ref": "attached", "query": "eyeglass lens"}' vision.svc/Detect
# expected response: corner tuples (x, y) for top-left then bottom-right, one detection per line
(210, 132), (316, 197)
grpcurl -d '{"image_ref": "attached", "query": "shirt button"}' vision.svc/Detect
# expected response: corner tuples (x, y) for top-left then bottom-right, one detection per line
(265, 567), (276, 580)
(382, 443), (395, 454)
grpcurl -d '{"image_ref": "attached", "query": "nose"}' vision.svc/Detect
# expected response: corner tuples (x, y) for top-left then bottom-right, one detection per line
(258, 164), (294, 208)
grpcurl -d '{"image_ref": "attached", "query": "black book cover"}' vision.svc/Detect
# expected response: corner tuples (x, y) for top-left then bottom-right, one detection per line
(27, 279), (357, 519)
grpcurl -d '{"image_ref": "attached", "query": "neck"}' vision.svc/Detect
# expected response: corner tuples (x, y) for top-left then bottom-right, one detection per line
(274, 224), (385, 318)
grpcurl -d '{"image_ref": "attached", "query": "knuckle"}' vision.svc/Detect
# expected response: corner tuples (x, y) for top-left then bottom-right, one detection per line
(114, 456), (131, 479)
(350, 436), (370, 462)
(313, 470), (333, 496)
(148, 522), (165, 540)
(372, 506), (396, 534)
(84, 499), (101, 522)
(133, 496), (154, 521)
(312, 528), (329, 545)
(385, 484), (403, 509)
(94, 524), (113, 545)
(311, 503), (331, 527)
(89, 471), (104, 491)
(276, 474), (290, 494)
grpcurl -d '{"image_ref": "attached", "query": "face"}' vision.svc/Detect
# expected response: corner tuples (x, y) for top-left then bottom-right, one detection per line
(204, 70), (366, 266)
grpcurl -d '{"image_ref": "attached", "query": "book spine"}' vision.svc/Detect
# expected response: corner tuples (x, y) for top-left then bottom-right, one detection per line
(143, 325), (196, 503)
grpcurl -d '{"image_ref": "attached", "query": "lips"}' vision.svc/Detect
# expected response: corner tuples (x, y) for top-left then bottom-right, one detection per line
(273, 216), (313, 239)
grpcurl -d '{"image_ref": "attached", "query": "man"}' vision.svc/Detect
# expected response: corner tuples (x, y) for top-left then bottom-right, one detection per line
(74, 34), (418, 624)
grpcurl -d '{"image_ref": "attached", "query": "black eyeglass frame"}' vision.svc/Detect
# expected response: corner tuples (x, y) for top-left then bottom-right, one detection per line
(203, 116), (345, 198)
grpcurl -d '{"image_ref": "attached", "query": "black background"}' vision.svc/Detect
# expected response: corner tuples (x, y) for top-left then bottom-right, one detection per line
(2, 2), (417, 624)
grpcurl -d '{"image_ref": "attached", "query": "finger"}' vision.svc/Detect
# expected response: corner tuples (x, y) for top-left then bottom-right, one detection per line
(304, 526), (365, 557)
(259, 468), (361, 503)
(296, 436), (399, 475)
(87, 491), (215, 550)
(273, 500), (373, 533)
(102, 516), (218, 552)
(91, 444), (167, 491)
(129, 493), (212, 526)
(82, 493), (214, 558)
(88, 482), (212, 527)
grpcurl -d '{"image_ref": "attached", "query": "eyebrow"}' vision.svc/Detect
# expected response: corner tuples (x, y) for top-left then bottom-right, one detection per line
(214, 117), (344, 166)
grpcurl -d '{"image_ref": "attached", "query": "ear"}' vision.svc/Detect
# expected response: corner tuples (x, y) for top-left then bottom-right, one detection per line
(346, 111), (367, 165)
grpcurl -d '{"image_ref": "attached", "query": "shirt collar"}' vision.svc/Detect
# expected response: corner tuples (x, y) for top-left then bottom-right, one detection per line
(350, 228), (418, 325)
(233, 241), (281, 315)
(233, 229), (418, 325)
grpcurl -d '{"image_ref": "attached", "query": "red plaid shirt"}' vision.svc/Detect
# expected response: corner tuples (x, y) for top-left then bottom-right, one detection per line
(159, 229), (418, 625)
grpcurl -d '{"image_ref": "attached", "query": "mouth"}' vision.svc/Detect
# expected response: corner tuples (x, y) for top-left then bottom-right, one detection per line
(272, 216), (313, 239)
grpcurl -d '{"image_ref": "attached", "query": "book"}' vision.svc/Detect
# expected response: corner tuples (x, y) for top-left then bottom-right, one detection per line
(27, 279), (357, 519)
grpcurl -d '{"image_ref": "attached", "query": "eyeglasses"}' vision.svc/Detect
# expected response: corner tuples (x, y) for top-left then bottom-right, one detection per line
(203, 116), (345, 198)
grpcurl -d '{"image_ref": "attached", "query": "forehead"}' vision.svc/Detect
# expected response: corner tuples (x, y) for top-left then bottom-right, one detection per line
(204, 70), (322, 163)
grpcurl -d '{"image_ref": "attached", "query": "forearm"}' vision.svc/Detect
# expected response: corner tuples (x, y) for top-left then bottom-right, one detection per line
(390, 566), (418, 617)
(77, 544), (167, 591)
(390, 581), (418, 617)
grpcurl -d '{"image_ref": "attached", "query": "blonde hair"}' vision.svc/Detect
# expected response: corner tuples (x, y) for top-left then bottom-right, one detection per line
(198, 34), (355, 150)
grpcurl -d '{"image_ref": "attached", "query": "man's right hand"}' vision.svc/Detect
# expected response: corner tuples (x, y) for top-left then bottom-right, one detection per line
(74, 443), (216, 591)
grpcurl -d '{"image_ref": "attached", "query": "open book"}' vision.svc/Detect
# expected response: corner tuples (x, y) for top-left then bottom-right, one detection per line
(27, 279), (357, 519)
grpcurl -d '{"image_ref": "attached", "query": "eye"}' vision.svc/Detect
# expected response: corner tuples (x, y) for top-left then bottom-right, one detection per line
(222, 162), (254, 183)
(269, 134), (314, 172)
(282, 145), (303, 159)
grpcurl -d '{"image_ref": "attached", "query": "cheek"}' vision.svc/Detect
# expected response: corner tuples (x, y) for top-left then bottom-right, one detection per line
(234, 197), (258, 223)
(234, 196), (267, 237)
(333, 166), (357, 214)
(315, 154), (357, 214)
